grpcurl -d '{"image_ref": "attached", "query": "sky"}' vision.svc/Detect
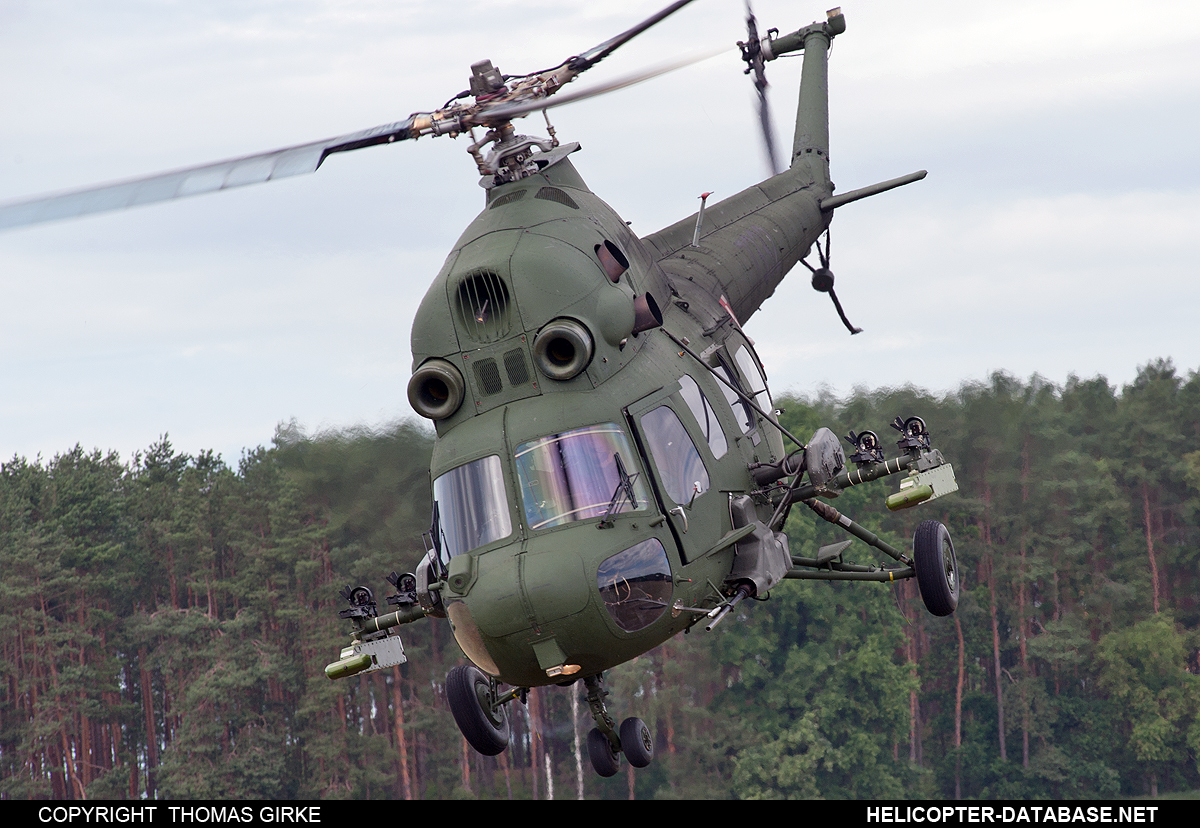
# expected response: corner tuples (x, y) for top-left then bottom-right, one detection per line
(2, 0), (1199, 465)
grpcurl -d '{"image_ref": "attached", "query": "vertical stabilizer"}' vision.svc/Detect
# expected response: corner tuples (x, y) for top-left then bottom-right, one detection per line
(763, 9), (845, 184)
(792, 28), (832, 169)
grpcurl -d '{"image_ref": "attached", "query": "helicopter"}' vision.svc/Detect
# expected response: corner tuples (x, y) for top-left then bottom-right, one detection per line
(0, 2), (961, 779)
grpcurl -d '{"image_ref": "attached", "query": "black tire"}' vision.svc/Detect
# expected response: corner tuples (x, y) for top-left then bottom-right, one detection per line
(587, 727), (621, 777)
(446, 664), (510, 756)
(619, 717), (654, 768)
(913, 519), (959, 616)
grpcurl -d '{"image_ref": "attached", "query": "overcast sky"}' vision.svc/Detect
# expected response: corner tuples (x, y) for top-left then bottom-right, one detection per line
(2, 0), (1199, 465)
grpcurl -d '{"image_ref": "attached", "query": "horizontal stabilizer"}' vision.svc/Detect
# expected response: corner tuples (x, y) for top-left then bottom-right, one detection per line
(819, 170), (927, 212)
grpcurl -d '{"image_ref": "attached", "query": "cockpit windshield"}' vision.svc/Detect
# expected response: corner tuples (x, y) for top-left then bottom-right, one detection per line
(432, 455), (512, 557)
(515, 424), (650, 531)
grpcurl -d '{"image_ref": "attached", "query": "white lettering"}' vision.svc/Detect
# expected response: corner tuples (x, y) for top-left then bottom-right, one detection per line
(259, 807), (321, 824)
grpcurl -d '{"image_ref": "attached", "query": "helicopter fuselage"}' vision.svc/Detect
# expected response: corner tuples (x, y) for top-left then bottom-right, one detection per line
(409, 137), (831, 686)
(321, 11), (957, 778)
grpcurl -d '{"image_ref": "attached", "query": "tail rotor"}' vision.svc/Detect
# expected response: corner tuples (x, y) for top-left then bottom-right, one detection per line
(738, 2), (782, 176)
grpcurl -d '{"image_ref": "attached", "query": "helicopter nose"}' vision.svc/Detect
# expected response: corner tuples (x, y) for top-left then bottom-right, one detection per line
(449, 538), (592, 633)
(441, 533), (598, 683)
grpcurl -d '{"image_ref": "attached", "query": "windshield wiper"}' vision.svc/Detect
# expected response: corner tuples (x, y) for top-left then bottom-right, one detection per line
(424, 501), (450, 578)
(599, 453), (639, 528)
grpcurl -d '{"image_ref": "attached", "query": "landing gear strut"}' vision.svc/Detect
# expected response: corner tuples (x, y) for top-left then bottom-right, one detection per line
(582, 673), (655, 777)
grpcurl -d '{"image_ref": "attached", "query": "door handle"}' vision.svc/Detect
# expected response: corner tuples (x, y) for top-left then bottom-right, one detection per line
(669, 506), (689, 533)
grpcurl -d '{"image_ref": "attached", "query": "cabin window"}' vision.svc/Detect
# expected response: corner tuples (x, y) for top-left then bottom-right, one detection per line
(515, 424), (650, 531)
(640, 405), (709, 505)
(432, 455), (512, 557)
(714, 363), (753, 435)
(597, 539), (672, 632)
(734, 345), (772, 416)
(678, 374), (728, 459)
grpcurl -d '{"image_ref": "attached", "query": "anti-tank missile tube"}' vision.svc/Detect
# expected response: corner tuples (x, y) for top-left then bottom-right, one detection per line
(324, 604), (428, 681)
(353, 604), (428, 635)
(784, 453), (913, 504)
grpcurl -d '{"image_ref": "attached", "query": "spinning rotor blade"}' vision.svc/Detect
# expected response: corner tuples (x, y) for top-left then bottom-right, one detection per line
(756, 85), (782, 177)
(0, 118), (418, 232)
(483, 47), (725, 123)
(739, 2), (781, 176)
(0, 1), (705, 233)
(568, 0), (700, 73)
(495, 0), (704, 116)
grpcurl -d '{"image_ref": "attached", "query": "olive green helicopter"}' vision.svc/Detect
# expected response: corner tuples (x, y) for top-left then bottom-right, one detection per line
(0, 1), (961, 778)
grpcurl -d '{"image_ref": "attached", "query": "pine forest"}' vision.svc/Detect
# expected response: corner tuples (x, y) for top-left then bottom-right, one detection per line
(2, 359), (1199, 800)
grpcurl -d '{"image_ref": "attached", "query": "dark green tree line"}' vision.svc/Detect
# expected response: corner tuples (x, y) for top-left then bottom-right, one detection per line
(3, 362), (1199, 799)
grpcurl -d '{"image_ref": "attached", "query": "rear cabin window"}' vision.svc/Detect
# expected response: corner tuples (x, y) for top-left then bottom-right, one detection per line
(678, 374), (728, 459)
(734, 345), (772, 416)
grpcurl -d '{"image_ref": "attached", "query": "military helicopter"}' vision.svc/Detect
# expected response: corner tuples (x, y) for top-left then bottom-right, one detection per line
(0, 2), (960, 779)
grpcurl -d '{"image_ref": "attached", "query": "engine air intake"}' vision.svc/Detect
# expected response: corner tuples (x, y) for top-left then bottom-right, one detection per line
(532, 318), (594, 381)
(535, 187), (579, 209)
(408, 359), (466, 420)
(455, 270), (512, 343)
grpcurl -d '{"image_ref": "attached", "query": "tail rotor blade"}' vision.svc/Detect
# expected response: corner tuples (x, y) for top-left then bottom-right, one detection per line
(739, 2), (781, 176)
(757, 85), (782, 176)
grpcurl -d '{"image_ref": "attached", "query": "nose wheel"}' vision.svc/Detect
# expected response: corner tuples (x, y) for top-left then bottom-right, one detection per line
(583, 673), (655, 777)
(619, 716), (654, 768)
(587, 726), (621, 778)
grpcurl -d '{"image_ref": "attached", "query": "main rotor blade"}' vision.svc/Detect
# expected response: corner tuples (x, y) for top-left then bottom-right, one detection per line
(0, 117), (416, 232)
(485, 45), (726, 123)
(568, 0), (700, 73)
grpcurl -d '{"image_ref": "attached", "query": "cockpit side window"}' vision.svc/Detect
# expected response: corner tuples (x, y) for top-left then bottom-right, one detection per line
(515, 424), (650, 531)
(432, 455), (513, 557)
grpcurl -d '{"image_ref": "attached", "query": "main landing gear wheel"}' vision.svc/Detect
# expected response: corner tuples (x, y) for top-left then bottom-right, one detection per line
(913, 519), (959, 617)
(620, 717), (654, 768)
(447, 664), (510, 756)
(587, 727), (621, 777)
